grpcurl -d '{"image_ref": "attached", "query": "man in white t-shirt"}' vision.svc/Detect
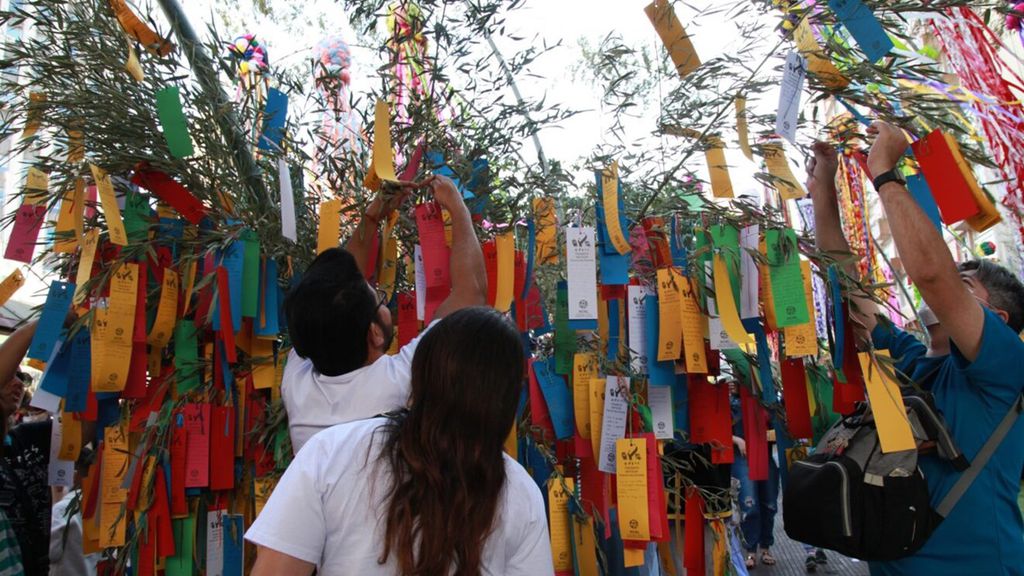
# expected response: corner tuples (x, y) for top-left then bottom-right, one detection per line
(282, 175), (487, 452)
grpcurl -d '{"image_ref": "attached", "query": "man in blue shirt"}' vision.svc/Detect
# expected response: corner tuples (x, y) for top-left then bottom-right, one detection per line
(807, 124), (1024, 575)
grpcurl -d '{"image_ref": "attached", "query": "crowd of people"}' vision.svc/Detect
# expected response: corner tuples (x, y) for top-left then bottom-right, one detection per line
(0, 122), (1022, 574)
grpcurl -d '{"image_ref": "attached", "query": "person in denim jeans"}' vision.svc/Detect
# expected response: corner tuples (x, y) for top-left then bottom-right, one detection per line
(730, 379), (780, 568)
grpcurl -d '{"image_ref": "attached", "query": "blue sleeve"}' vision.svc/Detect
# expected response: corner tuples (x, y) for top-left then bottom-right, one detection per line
(871, 322), (928, 382)
(951, 309), (1024, 402)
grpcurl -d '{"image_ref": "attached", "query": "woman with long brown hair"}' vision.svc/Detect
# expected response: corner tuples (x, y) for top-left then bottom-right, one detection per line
(247, 307), (553, 575)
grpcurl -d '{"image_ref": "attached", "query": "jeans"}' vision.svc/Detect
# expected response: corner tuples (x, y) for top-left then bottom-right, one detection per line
(733, 450), (780, 552)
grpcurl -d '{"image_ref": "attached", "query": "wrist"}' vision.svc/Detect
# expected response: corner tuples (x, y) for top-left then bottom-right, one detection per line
(867, 161), (896, 179)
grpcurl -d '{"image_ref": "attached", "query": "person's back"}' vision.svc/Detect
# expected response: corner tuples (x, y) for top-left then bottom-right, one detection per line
(249, 418), (550, 574)
(282, 176), (486, 453)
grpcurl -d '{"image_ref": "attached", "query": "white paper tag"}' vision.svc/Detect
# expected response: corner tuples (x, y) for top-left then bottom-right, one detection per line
(648, 385), (674, 440)
(776, 51), (807, 145)
(740, 225), (761, 320)
(414, 245), (426, 322)
(207, 510), (225, 576)
(598, 376), (629, 473)
(627, 285), (652, 374)
(47, 413), (73, 487)
(565, 227), (598, 321)
(278, 159), (297, 243)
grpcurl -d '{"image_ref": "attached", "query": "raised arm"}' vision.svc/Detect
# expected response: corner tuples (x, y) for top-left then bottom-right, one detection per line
(429, 176), (487, 319)
(866, 121), (984, 361)
(345, 184), (414, 277)
(0, 320), (37, 386)
(807, 142), (882, 341)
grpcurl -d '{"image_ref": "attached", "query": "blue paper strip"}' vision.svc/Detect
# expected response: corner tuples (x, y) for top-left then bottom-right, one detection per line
(774, 420), (794, 489)
(670, 215), (688, 269)
(645, 295), (675, 387)
(254, 258), (280, 337)
(743, 318), (777, 403)
(258, 88), (288, 151)
(212, 240), (244, 332)
(64, 329), (91, 413)
(836, 97), (872, 128)
(223, 514), (244, 576)
(671, 374), (690, 442)
(829, 0), (894, 63)
(27, 281), (74, 362)
(906, 174), (942, 232)
(607, 298), (620, 363)
(535, 358), (575, 440)
(522, 219), (536, 302)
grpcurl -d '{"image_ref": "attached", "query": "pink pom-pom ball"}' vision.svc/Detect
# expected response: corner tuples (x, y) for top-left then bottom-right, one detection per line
(1008, 3), (1024, 31)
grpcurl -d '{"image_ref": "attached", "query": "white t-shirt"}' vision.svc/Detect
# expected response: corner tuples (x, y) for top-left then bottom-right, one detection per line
(283, 321), (438, 453)
(245, 418), (554, 576)
(49, 490), (101, 576)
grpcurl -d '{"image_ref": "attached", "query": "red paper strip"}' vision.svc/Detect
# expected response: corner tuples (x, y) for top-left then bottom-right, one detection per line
(528, 358), (555, 437)
(81, 390), (98, 422)
(209, 405), (236, 491)
(131, 169), (208, 225)
(483, 240), (497, 306)
(684, 486), (706, 576)
(130, 369), (169, 432)
(170, 418), (188, 517)
(687, 375), (732, 446)
(82, 441), (102, 520)
(136, 521), (156, 576)
(573, 430), (593, 460)
(397, 292), (418, 348)
(194, 254), (216, 327)
(643, 432), (670, 542)
(183, 403), (211, 489)
(911, 129), (981, 224)
(4, 203), (46, 263)
(781, 358), (813, 439)
(414, 202), (451, 321)
(740, 386), (769, 481)
(126, 451), (146, 511)
(153, 468), (175, 558)
(215, 266), (238, 363)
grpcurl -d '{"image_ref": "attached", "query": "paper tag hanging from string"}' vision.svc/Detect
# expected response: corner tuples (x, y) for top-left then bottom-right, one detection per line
(494, 232), (515, 313)
(155, 86), (195, 159)
(90, 164), (129, 246)
(53, 180), (84, 253)
(783, 260), (818, 357)
(122, 31), (144, 82)
(776, 51), (807, 145)
(316, 199), (343, 255)
(73, 229), (99, 307)
(21, 92), (46, 139)
(736, 96), (754, 161)
(565, 227), (598, 322)
(655, 268), (684, 361)
(763, 143), (807, 200)
(547, 477), (574, 574)
(148, 269), (179, 349)
(109, 0), (173, 56)
(363, 100), (399, 191)
(705, 136), (734, 198)
(0, 269), (25, 308)
(533, 197), (559, 264)
(680, 276), (708, 374)
(793, 18), (849, 89)
(616, 437), (651, 541)
(645, 0), (701, 79)
(600, 161), (632, 255)
(859, 351), (916, 453)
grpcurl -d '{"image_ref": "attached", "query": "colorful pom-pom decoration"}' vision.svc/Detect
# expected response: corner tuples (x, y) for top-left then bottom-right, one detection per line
(314, 34), (353, 86)
(978, 241), (997, 256)
(1007, 2), (1024, 31)
(227, 33), (268, 76)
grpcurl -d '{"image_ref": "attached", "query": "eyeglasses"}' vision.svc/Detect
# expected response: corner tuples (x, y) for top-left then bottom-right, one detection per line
(375, 287), (389, 309)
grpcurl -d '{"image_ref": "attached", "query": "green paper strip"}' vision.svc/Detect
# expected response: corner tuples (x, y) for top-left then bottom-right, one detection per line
(554, 283), (575, 375)
(242, 230), (260, 318)
(156, 86), (195, 159)
(766, 228), (810, 327)
(174, 320), (200, 393)
(709, 224), (741, 307)
(166, 516), (195, 576)
(123, 191), (150, 243)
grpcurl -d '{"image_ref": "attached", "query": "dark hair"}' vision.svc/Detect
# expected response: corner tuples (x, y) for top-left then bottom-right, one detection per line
(958, 259), (1024, 332)
(284, 248), (378, 376)
(378, 307), (524, 576)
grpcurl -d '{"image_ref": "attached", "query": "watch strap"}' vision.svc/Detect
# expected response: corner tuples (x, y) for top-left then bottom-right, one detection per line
(872, 169), (906, 192)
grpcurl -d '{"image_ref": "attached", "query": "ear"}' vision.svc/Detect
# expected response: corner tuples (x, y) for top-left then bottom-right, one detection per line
(994, 307), (1011, 326)
(367, 321), (385, 351)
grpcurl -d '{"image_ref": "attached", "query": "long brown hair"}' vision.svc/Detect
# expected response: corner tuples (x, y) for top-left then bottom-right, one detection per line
(378, 307), (524, 575)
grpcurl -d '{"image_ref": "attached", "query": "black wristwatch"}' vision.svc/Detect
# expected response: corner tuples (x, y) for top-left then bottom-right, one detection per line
(872, 168), (907, 192)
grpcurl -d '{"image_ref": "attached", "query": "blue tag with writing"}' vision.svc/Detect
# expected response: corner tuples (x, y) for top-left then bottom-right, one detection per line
(534, 358), (575, 440)
(258, 88), (288, 151)
(254, 258), (280, 337)
(829, 0), (893, 62)
(27, 280), (74, 361)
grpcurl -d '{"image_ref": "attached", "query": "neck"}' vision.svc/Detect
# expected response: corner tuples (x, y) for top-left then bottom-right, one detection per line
(364, 348), (385, 366)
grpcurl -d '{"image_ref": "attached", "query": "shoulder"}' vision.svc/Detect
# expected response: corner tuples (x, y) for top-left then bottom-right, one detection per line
(300, 418), (391, 465)
(501, 454), (544, 515)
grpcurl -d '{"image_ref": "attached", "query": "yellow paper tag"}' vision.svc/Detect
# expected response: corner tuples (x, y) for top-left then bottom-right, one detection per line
(644, 0), (701, 79)
(58, 411), (82, 461)
(251, 337), (276, 390)
(859, 352), (916, 453)
(102, 424), (129, 504)
(181, 257), (198, 315)
(90, 164), (129, 246)
(68, 127), (84, 164)
(624, 547), (646, 568)
(589, 377), (605, 460)
(759, 239), (778, 331)
(793, 19), (849, 90)
(494, 232), (516, 312)
(533, 197), (559, 264)
(784, 260), (818, 357)
(254, 477), (276, 517)
(317, 198), (343, 255)
(147, 269), (179, 349)
(54, 181), (84, 253)
(763, 143), (806, 200)
(616, 437), (651, 541)
(378, 213), (399, 302)
(713, 255), (754, 345)
(0, 269), (26, 308)
(92, 263), (137, 392)
(547, 477), (574, 572)
(504, 418), (518, 459)
(680, 276), (708, 373)
(705, 137), (734, 199)
(26, 166), (49, 194)
(73, 229), (100, 307)
(573, 353), (597, 438)
(736, 96), (753, 161)
(601, 161), (632, 255)
(656, 268), (684, 362)
(98, 500), (127, 548)
(363, 100), (399, 191)
(21, 92), (45, 139)
(123, 33), (144, 82)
